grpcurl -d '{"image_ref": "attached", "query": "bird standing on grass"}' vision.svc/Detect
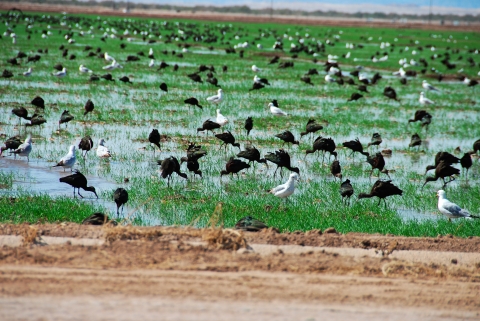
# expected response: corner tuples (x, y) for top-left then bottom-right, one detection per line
(157, 156), (187, 187)
(268, 102), (288, 116)
(215, 131), (240, 151)
(419, 92), (434, 106)
(197, 119), (221, 135)
(358, 180), (403, 206)
(269, 172), (299, 200)
(113, 188), (128, 215)
(53, 145), (76, 172)
(340, 179), (354, 205)
(220, 157), (251, 178)
(206, 89), (224, 104)
(300, 119), (323, 138)
(216, 109), (229, 126)
(59, 110), (74, 129)
(423, 161), (460, 189)
(148, 129), (161, 155)
(84, 99), (94, 116)
(436, 190), (479, 221)
(244, 117), (253, 136)
(78, 136), (93, 158)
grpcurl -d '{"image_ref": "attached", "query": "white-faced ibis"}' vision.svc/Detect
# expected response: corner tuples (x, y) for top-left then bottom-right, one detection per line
(220, 157), (250, 178)
(460, 153), (472, 180)
(157, 61), (169, 70)
(180, 143), (206, 178)
(358, 180), (403, 206)
(197, 119), (220, 135)
(425, 152), (460, 174)
(469, 139), (480, 155)
(254, 75), (270, 86)
(78, 136), (93, 158)
(159, 82), (168, 92)
(340, 179), (354, 205)
(59, 170), (98, 198)
(31, 96), (45, 109)
(419, 92), (434, 105)
(157, 156), (187, 187)
(244, 117), (253, 136)
(96, 139), (112, 158)
(343, 138), (369, 157)
(268, 56), (279, 64)
(300, 76), (313, 85)
(237, 145), (267, 167)
(188, 73), (202, 83)
(367, 133), (382, 149)
(383, 86), (400, 102)
(12, 107), (31, 124)
(423, 161), (460, 188)
(206, 77), (221, 87)
(300, 119), (323, 138)
(119, 76), (131, 83)
(113, 188), (128, 215)
(268, 102), (288, 116)
(275, 130), (299, 147)
(265, 149), (299, 178)
(366, 152), (390, 178)
(422, 80), (439, 91)
(84, 99), (94, 116)
(82, 213), (117, 226)
(25, 114), (46, 127)
(148, 129), (161, 154)
(206, 89), (224, 104)
(1, 136), (22, 157)
(2, 69), (13, 78)
(250, 82), (265, 91)
(182, 97), (202, 110)
(409, 133), (422, 148)
(348, 93), (363, 102)
(59, 110), (74, 128)
(437, 190), (479, 221)
(53, 145), (76, 172)
(101, 73), (114, 81)
(305, 136), (337, 162)
(235, 216), (268, 232)
(10, 135), (32, 162)
(215, 131), (240, 150)
(358, 85), (369, 93)
(330, 160), (342, 180)
(269, 172), (299, 200)
(408, 110), (432, 130)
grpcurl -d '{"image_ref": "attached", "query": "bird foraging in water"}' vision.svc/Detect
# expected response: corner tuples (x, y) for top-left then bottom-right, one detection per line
(436, 190), (479, 221)
(53, 145), (76, 172)
(265, 149), (299, 178)
(305, 137), (337, 163)
(269, 172), (299, 200)
(235, 216), (268, 232)
(425, 152), (460, 174)
(10, 135), (32, 162)
(25, 114), (46, 127)
(358, 180), (403, 206)
(300, 119), (323, 138)
(148, 129), (161, 154)
(340, 179), (354, 205)
(367, 133), (382, 149)
(244, 117), (253, 136)
(59, 110), (74, 128)
(408, 110), (432, 130)
(215, 131), (240, 151)
(409, 133), (422, 148)
(330, 160), (342, 180)
(184, 97), (203, 110)
(0, 136), (22, 157)
(78, 136), (93, 158)
(220, 157), (250, 178)
(237, 145), (267, 167)
(59, 170), (98, 198)
(423, 161), (460, 189)
(342, 138), (369, 158)
(275, 130), (299, 147)
(197, 119), (221, 135)
(366, 152), (390, 179)
(113, 188), (128, 215)
(157, 156), (187, 187)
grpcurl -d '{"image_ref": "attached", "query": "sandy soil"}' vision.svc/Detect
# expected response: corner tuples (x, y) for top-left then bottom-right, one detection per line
(0, 224), (479, 320)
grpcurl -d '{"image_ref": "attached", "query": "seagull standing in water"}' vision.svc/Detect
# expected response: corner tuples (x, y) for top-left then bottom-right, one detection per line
(436, 190), (479, 221)
(419, 92), (434, 106)
(10, 135), (32, 162)
(96, 139), (112, 158)
(269, 173), (299, 200)
(268, 102), (288, 116)
(53, 145), (76, 172)
(207, 89), (224, 104)
(216, 109), (229, 126)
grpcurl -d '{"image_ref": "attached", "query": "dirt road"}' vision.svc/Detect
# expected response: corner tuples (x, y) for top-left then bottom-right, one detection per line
(0, 224), (479, 320)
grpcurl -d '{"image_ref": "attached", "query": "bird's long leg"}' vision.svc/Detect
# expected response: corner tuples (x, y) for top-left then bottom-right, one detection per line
(377, 198), (381, 206)
(78, 189), (84, 198)
(273, 166), (278, 178)
(73, 188), (76, 198)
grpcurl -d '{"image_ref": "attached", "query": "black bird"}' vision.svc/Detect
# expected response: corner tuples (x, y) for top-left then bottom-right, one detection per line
(275, 130), (299, 147)
(222, 65), (228, 73)
(197, 119), (221, 135)
(173, 64), (179, 71)
(59, 170), (98, 198)
(460, 153), (472, 180)
(470, 139), (480, 155)
(371, 72), (382, 85)
(53, 64), (63, 71)
(215, 131), (241, 150)
(383, 86), (400, 102)
(157, 156), (188, 187)
(305, 136), (337, 162)
(358, 180), (403, 206)
(423, 161), (460, 188)
(366, 152), (390, 178)
(340, 179), (354, 205)
(408, 110), (432, 130)
(188, 73), (203, 83)
(113, 188), (129, 215)
(400, 77), (407, 85)
(244, 117), (253, 136)
(84, 99), (94, 116)
(237, 145), (267, 167)
(2, 69), (13, 78)
(235, 216), (268, 232)
(270, 99), (279, 107)
(300, 119), (323, 138)
(300, 76), (313, 85)
(367, 133), (382, 148)
(180, 156), (203, 178)
(101, 73), (114, 81)
(249, 82), (265, 91)
(347, 93), (363, 102)
(119, 76), (131, 83)
(330, 160), (342, 180)
(89, 74), (100, 81)
(12, 107), (31, 122)
(206, 77), (221, 87)
(148, 129), (161, 154)
(184, 97), (203, 109)
(25, 114), (46, 127)
(31, 96), (45, 109)
(82, 213), (117, 226)
(343, 138), (369, 157)
(358, 85), (369, 93)
(425, 152), (460, 174)
(157, 61), (169, 70)
(78, 136), (93, 158)
(0, 136), (22, 157)
(159, 82), (168, 92)
(265, 149), (299, 178)
(59, 110), (74, 129)
(409, 133), (422, 148)
(306, 68), (319, 75)
(268, 56), (280, 64)
(220, 157), (251, 178)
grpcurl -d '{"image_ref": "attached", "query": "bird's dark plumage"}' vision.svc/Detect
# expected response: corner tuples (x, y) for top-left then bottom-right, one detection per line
(220, 157), (251, 177)
(78, 136), (93, 157)
(59, 170), (98, 198)
(367, 133), (382, 148)
(300, 119), (323, 137)
(82, 213), (117, 226)
(148, 129), (161, 153)
(0, 136), (22, 157)
(197, 119), (221, 134)
(235, 216), (268, 232)
(59, 110), (74, 128)
(215, 131), (240, 150)
(358, 180), (403, 206)
(12, 107), (31, 121)
(265, 149), (299, 177)
(31, 96), (45, 109)
(184, 97), (203, 109)
(343, 138), (369, 157)
(423, 161), (460, 188)
(340, 179), (354, 204)
(237, 145), (267, 166)
(366, 152), (390, 178)
(157, 156), (187, 187)
(409, 133), (422, 148)
(275, 130), (299, 146)
(113, 188), (129, 215)
(84, 99), (94, 116)
(306, 136), (337, 162)
(244, 117), (253, 136)
(330, 160), (342, 180)
(159, 82), (168, 92)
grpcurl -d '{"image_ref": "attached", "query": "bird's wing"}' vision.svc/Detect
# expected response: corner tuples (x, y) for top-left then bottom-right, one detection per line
(270, 183), (286, 194)
(440, 200), (466, 216)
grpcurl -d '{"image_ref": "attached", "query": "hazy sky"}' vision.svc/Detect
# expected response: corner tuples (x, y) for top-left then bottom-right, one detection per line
(125, 0), (479, 15)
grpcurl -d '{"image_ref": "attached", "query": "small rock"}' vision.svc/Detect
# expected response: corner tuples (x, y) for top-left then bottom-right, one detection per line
(451, 258), (458, 264)
(324, 227), (337, 234)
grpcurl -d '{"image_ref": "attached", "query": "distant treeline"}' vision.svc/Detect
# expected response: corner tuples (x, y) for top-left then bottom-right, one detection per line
(5, 0), (480, 22)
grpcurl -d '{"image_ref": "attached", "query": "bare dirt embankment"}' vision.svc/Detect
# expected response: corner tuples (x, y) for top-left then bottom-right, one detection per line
(0, 224), (479, 320)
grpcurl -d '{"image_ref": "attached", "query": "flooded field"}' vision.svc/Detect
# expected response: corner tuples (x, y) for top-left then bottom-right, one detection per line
(0, 11), (479, 236)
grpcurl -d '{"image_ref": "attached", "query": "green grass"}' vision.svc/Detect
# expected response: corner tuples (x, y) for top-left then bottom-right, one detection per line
(0, 10), (479, 236)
